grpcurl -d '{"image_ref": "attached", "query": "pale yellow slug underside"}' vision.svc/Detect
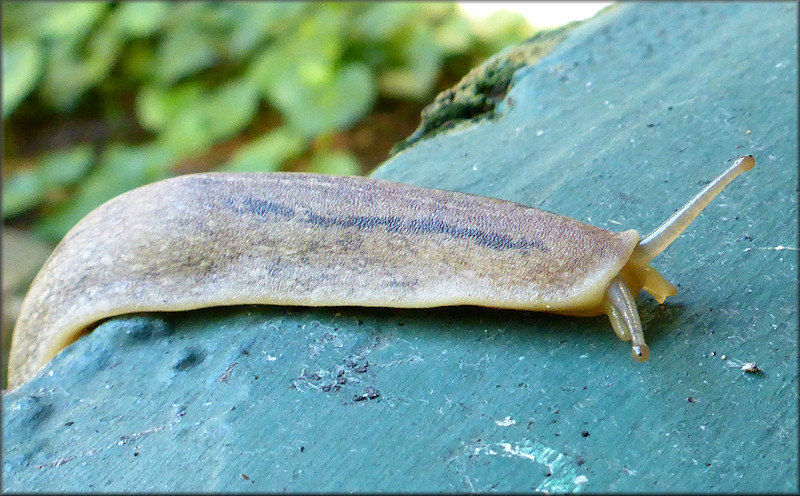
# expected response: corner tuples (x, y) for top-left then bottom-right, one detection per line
(9, 173), (639, 388)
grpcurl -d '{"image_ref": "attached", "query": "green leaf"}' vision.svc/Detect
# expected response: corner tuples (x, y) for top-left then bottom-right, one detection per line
(205, 80), (259, 142)
(2, 145), (95, 218)
(247, 46), (286, 96)
(2, 169), (47, 219)
(35, 144), (173, 241)
(29, 2), (109, 41)
(247, 5), (379, 137)
(266, 61), (376, 137)
(142, 81), (258, 159)
(350, 3), (423, 41)
(306, 150), (360, 176)
(378, 67), (435, 101)
(153, 25), (216, 85)
(157, 108), (216, 158)
(433, 16), (474, 56)
(221, 127), (307, 172)
(113, 2), (170, 37)
(2, 39), (43, 117)
(82, 20), (124, 86)
(472, 10), (535, 53)
(135, 83), (204, 132)
(226, 2), (310, 59)
(39, 20), (123, 110)
(39, 144), (95, 188)
(40, 43), (84, 110)
(247, 6), (345, 92)
(378, 24), (442, 100)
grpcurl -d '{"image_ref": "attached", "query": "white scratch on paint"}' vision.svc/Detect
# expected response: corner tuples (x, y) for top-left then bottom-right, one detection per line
(495, 416), (517, 427)
(472, 439), (587, 493)
(499, 442), (535, 460)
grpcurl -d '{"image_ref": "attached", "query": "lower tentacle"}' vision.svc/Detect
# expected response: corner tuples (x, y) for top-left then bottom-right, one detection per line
(602, 276), (650, 362)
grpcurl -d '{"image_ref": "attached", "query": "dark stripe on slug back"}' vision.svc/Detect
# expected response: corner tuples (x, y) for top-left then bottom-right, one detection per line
(305, 212), (405, 232)
(235, 198), (296, 218)
(226, 196), (547, 254)
(406, 218), (546, 253)
(305, 212), (547, 254)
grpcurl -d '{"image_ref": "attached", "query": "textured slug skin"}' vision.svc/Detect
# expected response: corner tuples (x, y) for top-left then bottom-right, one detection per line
(9, 173), (639, 388)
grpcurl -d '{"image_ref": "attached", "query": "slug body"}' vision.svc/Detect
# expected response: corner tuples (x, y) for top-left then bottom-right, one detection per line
(8, 156), (755, 388)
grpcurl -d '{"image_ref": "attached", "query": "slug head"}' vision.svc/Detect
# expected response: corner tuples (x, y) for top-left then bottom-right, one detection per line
(603, 155), (755, 361)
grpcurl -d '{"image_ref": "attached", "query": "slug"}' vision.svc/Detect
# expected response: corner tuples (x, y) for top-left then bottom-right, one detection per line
(7, 155), (755, 389)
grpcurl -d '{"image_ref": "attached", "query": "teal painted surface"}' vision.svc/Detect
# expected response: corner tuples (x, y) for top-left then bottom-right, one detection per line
(3, 3), (797, 492)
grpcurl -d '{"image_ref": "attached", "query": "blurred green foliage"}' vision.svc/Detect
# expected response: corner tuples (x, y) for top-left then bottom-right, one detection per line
(2, 1), (534, 241)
